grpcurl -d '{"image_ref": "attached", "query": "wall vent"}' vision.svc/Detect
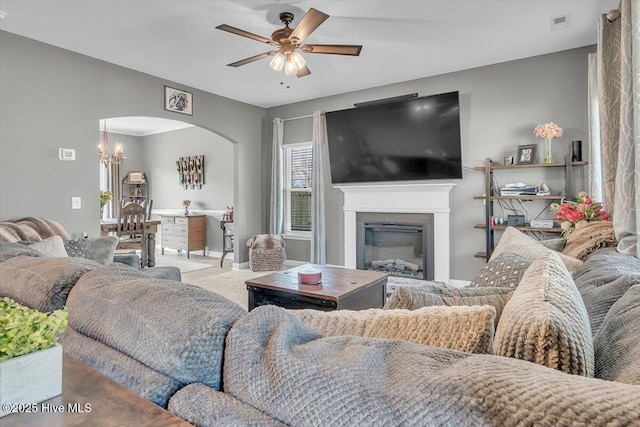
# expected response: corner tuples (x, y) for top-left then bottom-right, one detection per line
(551, 14), (570, 31)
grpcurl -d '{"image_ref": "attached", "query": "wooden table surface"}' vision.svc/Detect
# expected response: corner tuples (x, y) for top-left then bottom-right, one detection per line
(0, 355), (190, 427)
(245, 264), (388, 301)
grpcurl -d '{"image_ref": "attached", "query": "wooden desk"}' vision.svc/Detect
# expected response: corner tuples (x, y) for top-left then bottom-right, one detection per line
(0, 355), (190, 427)
(245, 264), (388, 311)
(100, 219), (160, 267)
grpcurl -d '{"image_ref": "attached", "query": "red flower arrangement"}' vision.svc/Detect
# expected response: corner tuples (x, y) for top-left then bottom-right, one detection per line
(550, 192), (610, 238)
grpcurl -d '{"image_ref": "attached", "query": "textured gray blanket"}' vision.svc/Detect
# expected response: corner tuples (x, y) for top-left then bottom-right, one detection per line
(224, 306), (640, 427)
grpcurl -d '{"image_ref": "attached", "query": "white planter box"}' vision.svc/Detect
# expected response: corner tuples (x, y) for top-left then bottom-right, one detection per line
(0, 344), (62, 417)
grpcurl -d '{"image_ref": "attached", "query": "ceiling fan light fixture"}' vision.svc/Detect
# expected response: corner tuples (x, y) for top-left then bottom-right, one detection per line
(290, 52), (306, 70)
(284, 54), (297, 75)
(269, 52), (285, 71)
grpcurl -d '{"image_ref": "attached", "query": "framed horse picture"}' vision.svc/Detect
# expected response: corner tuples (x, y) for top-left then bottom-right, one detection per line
(164, 86), (193, 116)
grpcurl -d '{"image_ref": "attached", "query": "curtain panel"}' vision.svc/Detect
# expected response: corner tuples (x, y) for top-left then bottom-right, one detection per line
(311, 111), (327, 264)
(270, 118), (285, 235)
(594, 0), (639, 258)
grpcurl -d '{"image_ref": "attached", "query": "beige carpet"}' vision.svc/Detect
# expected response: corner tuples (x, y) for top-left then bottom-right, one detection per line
(185, 269), (270, 311)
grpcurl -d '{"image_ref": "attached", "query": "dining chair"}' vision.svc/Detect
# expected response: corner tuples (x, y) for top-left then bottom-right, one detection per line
(121, 198), (153, 220)
(117, 201), (148, 268)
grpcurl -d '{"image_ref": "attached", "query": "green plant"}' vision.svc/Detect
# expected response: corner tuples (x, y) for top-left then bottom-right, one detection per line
(0, 297), (68, 362)
(100, 190), (113, 209)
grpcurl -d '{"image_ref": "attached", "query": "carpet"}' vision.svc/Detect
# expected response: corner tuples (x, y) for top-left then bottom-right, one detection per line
(185, 269), (269, 311)
(152, 255), (212, 273)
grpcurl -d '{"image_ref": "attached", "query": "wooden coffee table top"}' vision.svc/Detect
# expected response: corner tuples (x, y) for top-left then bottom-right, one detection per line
(2, 355), (190, 427)
(245, 264), (388, 302)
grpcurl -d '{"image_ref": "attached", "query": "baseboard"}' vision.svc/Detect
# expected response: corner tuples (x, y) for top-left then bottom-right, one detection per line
(448, 279), (471, 288)
(232, 262), (249, 270)
(155, 246), (233, 261)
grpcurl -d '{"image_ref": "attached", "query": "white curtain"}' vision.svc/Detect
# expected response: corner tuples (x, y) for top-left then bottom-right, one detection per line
(270, 118), (285, 234)
(591, 0), (639, 258)
(311, 111), (328, 264)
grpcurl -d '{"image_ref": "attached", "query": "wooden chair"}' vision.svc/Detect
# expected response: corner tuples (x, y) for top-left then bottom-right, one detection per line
(117, 202), (147, 268)
(121, 198), (153, 220)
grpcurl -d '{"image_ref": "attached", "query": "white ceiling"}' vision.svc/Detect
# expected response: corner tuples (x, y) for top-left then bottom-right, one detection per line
(0, 0), (617, 109)
(104, 117), (194, 137)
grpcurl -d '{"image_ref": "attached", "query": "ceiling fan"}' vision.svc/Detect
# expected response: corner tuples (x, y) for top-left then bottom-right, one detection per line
(216, 8), (362, 78)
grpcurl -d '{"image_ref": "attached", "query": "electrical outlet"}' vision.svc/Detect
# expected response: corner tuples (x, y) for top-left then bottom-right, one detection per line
(71, 197), (81, 209)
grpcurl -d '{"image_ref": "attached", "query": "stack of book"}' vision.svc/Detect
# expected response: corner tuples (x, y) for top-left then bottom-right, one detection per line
(500, 185), (539, 196)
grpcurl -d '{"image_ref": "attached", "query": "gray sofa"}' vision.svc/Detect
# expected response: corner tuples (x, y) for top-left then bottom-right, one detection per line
(1, 242), (639, 425)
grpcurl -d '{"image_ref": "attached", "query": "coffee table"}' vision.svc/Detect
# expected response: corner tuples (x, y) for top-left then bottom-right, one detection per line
(2, 355), (190, 427)
(245, 264), (388, 311)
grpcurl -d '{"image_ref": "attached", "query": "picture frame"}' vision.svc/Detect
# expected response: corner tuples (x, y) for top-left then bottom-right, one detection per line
(127, 171), (144, 183)
(164, 86), (193, 116)
(503, 156), (514, 166)
(517, 144), (537, 164)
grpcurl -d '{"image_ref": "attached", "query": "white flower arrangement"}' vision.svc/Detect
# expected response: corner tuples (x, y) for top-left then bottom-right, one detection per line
(534, 122), (563, 139)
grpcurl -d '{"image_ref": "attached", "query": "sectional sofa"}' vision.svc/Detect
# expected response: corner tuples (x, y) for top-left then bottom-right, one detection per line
(1, 223), (639, 426)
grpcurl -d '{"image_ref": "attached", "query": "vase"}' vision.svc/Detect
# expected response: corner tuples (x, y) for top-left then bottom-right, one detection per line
(544, 137), (554, 164)
(0, 344), (63, 417)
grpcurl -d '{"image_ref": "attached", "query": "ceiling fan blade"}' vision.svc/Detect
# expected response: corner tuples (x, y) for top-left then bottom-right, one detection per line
(289, 8), (329, 44)
(301, 44), (363, 56)
(227, 51), (275, 67)
(296, 65), (311, 78)
(216, 24), (276, 45)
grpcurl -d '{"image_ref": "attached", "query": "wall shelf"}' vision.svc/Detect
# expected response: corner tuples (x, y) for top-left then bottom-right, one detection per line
(473, 224), (562, 233)
(472, 161), (587, 171)
(472, 195), (566, 201)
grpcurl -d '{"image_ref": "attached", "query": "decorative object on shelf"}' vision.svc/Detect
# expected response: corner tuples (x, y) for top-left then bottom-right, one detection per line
(176, 155), (204, 189)
(223, 206), (234, 221)
(99, 190), (112, 220)
(534, 122), (563, 164)
(127, 171), (145, 183)
(572, 140), (583, 162)
(517, 144), (537, 164)
(183, 199), (191, 216)
(0, 297), (68, 417)
(98, 119), (124, 167)
(504, 156), (514, 166)
(164, 86), (193, 116)
(550, 192), (610, 238)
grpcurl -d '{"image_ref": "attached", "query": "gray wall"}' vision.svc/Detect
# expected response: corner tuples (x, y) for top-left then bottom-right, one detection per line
(0, 31), (265, 263)
(265, 46), (593, 280)
(141, 126), (234, 252)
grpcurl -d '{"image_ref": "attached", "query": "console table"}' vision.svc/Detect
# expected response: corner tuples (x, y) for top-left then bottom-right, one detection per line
(2, 355), (190, 427)
(160, 214), (206, 259)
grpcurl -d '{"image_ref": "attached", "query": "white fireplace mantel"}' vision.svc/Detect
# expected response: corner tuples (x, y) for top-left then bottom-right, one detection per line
(335, 183), (456, 284)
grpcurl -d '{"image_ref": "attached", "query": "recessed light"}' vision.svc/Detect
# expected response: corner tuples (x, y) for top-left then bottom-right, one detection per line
(0, 10), (7, 20)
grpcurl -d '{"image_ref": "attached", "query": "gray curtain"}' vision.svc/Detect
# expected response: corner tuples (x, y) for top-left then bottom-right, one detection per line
(107, 161), (121, 219)
(587, 53), (602, 203)
(593, 0), (639, 258)
(270, 118), (285, 234)
(311, 111), (327, 264)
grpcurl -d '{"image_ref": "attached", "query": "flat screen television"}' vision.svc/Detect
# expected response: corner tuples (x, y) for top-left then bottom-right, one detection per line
(326, 91), (462, 184)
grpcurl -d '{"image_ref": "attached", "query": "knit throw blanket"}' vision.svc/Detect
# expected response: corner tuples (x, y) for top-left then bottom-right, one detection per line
(0, 217), (70, 242)
(223, 306), (640, 426)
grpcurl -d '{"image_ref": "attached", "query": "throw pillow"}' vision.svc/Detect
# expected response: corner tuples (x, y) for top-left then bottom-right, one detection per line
(572, 251), (640, 336)
(469, 253), (531, 289)
(562, 221), (618, 261)
(493, 252), (594, 376)
(491, 227), (583, 272)
(64, 236), (119, 264)
(29, 235), (69, 258)
(291, 305), (497, 354)
(593, 285), (640, 385)
(539, 238), (567, 252)
(385, 283), (513, 324)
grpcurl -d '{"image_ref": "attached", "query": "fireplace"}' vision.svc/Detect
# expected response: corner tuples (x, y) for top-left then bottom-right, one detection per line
(336, 183), (455, 284)
(357, 215), (434, 280)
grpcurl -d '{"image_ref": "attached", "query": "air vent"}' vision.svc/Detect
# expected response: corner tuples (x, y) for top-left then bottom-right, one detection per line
(550, 14), (570, 31)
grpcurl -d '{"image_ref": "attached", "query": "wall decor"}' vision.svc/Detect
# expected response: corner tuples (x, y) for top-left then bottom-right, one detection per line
(164, 86), (193, 116)
(176, 155), (204, 189)
(516, 144), (537, 165)
(503, 156), (514, 166)
(127, 171), (145, 183)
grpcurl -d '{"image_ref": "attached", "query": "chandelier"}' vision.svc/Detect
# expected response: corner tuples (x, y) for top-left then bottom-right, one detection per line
(98, 120), (124, 167)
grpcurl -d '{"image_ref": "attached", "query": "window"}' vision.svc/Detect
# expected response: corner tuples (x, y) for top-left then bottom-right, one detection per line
(284, 143), (313, 235)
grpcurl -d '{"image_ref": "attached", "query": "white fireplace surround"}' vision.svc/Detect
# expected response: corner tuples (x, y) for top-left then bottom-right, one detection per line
(336, 183), (455, 284)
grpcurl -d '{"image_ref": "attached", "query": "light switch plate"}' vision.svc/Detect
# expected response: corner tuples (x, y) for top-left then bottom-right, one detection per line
(59, 148), (76, 161)
(71, 197), (81, 209)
